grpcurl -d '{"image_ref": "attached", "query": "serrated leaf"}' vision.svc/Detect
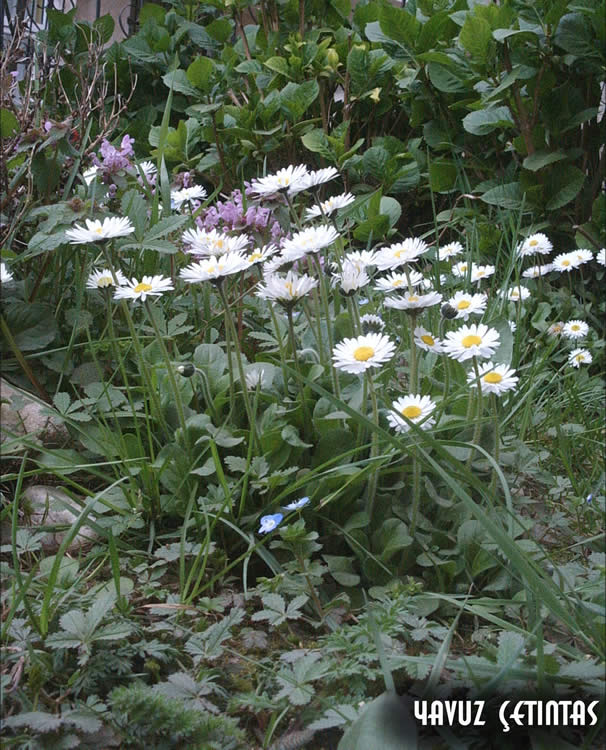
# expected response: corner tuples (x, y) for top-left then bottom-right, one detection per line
(281, 424), (313, 448)
(3, 711), (63, 732)
(459, 15), (492, 63)
(378, 4), (420, 49)
(185, 607), (245, 662)
(310, 704), (361, 731)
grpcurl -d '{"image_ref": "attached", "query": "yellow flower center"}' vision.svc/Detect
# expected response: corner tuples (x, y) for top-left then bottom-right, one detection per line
(207, 266), (215, 274)
(571, 324), (580, 331)
(529, 239), (538, 246)
(483, 372), (503, 384)
(462, 334), (482, 348)
(284, 282), (293, 296)
(401, 405), (422, 419)
(562, 260), (570, 266)
(408, 295), (419, 302)
(392, 279), (403, 287)
(353, 346), (375, 361)
(216, 239), (224, 249)
(134, 282), (153, 293)
(459, 264), (467, 272)
(421, 334), (435, 346)
(457, 300), (471, 310)
(575, 354), (584, 362)
(476, 270), (485, 277)
(250, 252), (261, 262)
(98, 276), (113, 288)
(94, 227), (104, 235)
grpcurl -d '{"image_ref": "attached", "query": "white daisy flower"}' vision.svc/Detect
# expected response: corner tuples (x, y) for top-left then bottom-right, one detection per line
(302, 166), (339, 189)
(360, 313), (385, 332)
(522, 264), (553, 278)
(332, 333), (396, 374)
(171, 185), (207, 210)
(438, 241), (464, 261)
(387, 394), (436, 433)
(414, 327), (443, 353)
(504, 285), (531, 302)
(180, 252), (249, 283)
(374, 270), (424, 292)
(333, 259), (369, 295)
(552, 252), (577, 272)
(66, 217), (135, 244)
(451, 261), (471, 278)
(280, 225), (340, 262)
(135, 161), (157, 181)
(447, 291), (487, 321)
(517, 233), (552, 257)
(467, 361), (518, 396)
(1, 262), (14, 284)
(245, 367), (268, 390)
(562, 320), (589, 340)
(250, 164), (309, 197)
(113, 275), (174, 302)
(262, 253), (290, 277)
(344, 249), (377, 270)
(470, 264), (495, 283)
(570, 248), (593, 267)
(384, 290), (443, 310)
(442, 323), (500, 362)
(246, 244), (278, 265)
(568, 348), (592, 368)
(547, 321), (565, 337)
(374, 238), (429, 270)
(86, 267), (127, 289)
(256, 270), (318, 304)
(182, 228), (249, 256)
(596, 248), (606, 266)
(305, 192), (354, 220)
(83, 166), (100, 185)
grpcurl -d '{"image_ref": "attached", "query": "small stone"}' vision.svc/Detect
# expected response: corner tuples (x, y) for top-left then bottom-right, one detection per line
(1, 379), (69, 448)
(20, 485), (98, 553)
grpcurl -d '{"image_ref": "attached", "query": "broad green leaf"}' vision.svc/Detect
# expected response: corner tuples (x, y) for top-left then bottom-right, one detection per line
(205, 17), (232, 43)
(522, 150), (566, 171)
(429, 159), (457, 191)
(426, 63), (467, 93)
(0, 108), (19, 138)
(379, 197), (402, 227)
(193, 343), (227, 390)
(378, 4), (420, 50)
(459, 15), (492, 63)
(301, 128), (333, 159)
(187, 56), (214, 92)
(479, 182), (523, 209)
(162, 69), (198, 97)
(373, 519), (413, 563)
(264, 56), (291, 78)
(323, 555), (360, 587)
(338, 692), (417, 750)
(92, 14), (114, 43)
(497, 630), (526, 666)
(545, 165), (585, 211)
(280, 80), (319, 122)
(138, 2), (166, 25)
(462, 106), (514, 136)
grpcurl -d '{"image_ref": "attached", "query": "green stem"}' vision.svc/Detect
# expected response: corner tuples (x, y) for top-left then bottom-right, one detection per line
(365, 372), (380, 522)
(410, 455), (422, 537)
(408, 311), (419, 393)
(313, 254), (340, 398)
(489, 393), (500, 496)
(218, 283), (260, 450)
(287, 307), (312, 440)
(467, 356), (483, 469)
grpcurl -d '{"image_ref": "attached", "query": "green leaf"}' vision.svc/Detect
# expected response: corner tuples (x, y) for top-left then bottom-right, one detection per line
(479, 182), (523, 209)
(161, 69), (198, 97)
(323, 555), (360, 587)
(353, 214), (390, 242)
(93, 14), (115, 43)
(522, 150), (567, 171)
(187, 56), (214, 92)
(554, 13), (598, 57)
(462, 106), (514, 136)
(487, 315), (514, 366)
(379, 197), (402, 227)
(429, 159), (457, 191)
(373, 519), (413, 563)
(338, 691), (417, 750)
(139, 2), (166, 25)
(193, 343), (227, 390)
(459, 15), (492, 63)
(281, 425), (313, 448)
(280, 80), (319, 122)
(264, 56), (291, 78)
(497, 631), (525, 665)
(301, 128), (333, 160)
(545, 165), (585, 211)
(185, 608), (245, 662)
(426, 63), (467, 93)
(3, 712), (63, 733)
(205, 17), (232, 43)
(378, 4), (420, 50)
(0, 108), (19, 138)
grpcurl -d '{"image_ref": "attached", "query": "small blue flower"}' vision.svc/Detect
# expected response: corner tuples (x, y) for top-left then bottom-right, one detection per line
(586, 494), (593, 505)
(284, 497), (310, 511)
(258, 513), (283, 534)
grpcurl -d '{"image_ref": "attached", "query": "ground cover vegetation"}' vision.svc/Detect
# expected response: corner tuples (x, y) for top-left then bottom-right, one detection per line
(0, 0), (604, 747)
